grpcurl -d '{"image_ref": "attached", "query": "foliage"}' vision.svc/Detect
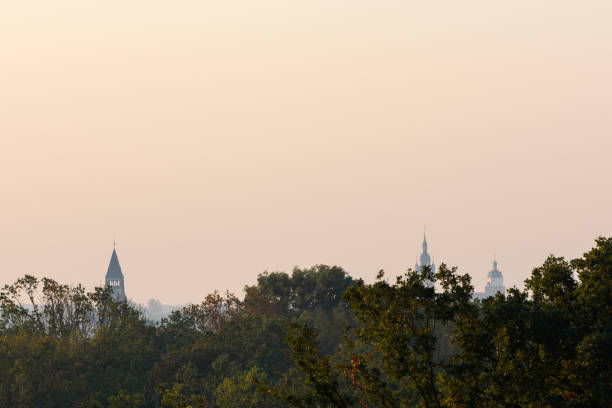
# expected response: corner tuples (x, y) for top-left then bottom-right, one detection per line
(214, 366), (283, 408)
(277, 238), (612, 408)
(243, 265), (353, 316)
(0, 240), (610, 407)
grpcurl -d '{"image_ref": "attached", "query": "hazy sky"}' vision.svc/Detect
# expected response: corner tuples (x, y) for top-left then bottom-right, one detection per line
(1, 1), (611, 304)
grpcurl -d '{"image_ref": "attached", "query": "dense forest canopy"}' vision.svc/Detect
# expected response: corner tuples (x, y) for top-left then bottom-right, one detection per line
(0, 238), (610, 407)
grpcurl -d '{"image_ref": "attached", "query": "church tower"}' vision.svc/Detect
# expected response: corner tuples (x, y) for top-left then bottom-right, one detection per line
(484, 259), (505, 297)
(415, 231), (435, 288)
(105, 244), (126, 300)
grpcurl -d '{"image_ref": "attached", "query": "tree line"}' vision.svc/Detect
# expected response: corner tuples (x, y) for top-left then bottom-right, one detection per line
(0, 237), (610, 407)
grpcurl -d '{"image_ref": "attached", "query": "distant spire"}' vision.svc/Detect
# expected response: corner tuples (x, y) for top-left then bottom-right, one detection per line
(105, 244), (126, 300)
(416, 229), (434, 288)
(493, 259), (498, 269)
(106, 248), (122, 277)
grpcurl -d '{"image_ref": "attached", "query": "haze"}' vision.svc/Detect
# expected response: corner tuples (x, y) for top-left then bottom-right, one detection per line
(1, 1), (611, 304)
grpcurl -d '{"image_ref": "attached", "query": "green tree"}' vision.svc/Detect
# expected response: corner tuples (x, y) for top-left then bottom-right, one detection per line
(215, 366), (283, 408)
(281, 238), (612, 408)
(445, 238), (612, 407)
(244, 265), (353, 317)
(108, 390), (145, 408)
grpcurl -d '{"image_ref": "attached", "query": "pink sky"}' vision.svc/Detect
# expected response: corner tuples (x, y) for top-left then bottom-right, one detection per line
(1, 1), (611, 304)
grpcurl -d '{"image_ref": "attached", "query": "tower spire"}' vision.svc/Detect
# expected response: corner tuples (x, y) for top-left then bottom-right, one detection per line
(416, 230), (434, 287)
(105, 244), (126, 301)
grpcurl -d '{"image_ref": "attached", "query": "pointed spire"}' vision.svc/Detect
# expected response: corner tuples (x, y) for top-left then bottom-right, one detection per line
(105, 242), (126, 301)
(106, 246), (123, 278)
(493, 259), (498, 269)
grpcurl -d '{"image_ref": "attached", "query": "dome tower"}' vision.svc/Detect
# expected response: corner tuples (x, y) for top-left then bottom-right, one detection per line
(484, 259), (505, 297)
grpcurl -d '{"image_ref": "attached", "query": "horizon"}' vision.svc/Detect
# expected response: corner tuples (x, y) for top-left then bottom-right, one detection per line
(6, 234), (605, 305)
(1, 1), (611, 304)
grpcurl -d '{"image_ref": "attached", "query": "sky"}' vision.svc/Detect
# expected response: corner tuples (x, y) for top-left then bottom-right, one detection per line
(1, 1), (611, 304)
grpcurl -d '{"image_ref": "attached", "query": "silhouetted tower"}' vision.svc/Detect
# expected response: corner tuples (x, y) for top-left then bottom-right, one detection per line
(484, 259), (505, 297)
(415, 230), (435, 288)
(105, 244), (126, 300)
